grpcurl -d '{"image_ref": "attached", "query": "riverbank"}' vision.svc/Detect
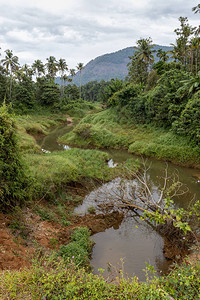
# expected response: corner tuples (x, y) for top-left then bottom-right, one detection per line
(59, 108), (200, 168)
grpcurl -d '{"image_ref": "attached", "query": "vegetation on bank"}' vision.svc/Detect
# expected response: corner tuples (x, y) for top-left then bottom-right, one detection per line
(25, 148), (113, 200)
(0, 254), (200, 299)
(59, 108), (200, 167)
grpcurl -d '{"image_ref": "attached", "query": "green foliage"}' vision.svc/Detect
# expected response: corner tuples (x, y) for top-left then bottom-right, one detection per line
(145, 69), (191, 127)
(0, 104), (31, 210)
(64, 84), (79, 101)
(0, 253), (200, 299)
(160, 260), (200, 299)
(0, 66), (8, 104)
(58, 227), (92, 266)
(129, 139), (200, 165)
(9, 206), (31, 239)
(128, 37), (155, 84)
(88, 206), (96, 214)
(34, 206), (57, 222)
(13, 76), (36, 112)
(108, 83), (142, 107)
(172, 91), (200, 144)
(37, 79), (60, 106)
(55, 97), (97, 117)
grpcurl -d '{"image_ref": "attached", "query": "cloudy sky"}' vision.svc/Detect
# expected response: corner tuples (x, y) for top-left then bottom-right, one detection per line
(0, 0), (199, 68)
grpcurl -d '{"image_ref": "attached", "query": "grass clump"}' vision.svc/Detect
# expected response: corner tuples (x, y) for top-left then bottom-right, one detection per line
(33, 194), (74, 226)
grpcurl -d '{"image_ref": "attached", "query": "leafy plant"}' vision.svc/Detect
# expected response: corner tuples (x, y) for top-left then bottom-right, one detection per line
(0, 103), (31, 210)
(58, 227), (93, 267)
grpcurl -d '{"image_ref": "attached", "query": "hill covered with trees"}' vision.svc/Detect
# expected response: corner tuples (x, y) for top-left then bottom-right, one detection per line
(56, 45), (172, 86)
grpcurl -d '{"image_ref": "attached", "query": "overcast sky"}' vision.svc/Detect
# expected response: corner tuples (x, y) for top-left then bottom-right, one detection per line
(0, 0), (199, 68)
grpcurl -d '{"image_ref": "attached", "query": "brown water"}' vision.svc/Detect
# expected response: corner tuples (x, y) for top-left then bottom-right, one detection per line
(35, 124), (73, 152)
(36, 125), (200, 281)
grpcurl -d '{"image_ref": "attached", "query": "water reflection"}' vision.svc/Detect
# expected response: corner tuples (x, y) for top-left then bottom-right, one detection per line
(91, 217), (170, 281)
(36, 124), (73, 152)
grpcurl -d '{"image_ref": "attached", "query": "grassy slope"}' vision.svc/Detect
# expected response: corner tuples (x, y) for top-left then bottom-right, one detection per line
(59, 108), (200, 167)
(16, 112), (66, 153)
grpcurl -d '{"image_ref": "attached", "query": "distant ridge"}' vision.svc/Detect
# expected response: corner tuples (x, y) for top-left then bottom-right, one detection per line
(56, 45), (172, 86)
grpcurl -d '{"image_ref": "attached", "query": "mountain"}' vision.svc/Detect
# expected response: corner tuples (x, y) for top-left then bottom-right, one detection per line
(56, 45), (173, 86)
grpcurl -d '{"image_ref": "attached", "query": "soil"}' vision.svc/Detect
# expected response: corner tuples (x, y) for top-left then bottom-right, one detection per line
(0, 213), (34, 270)
(163, 237), (189, 261)
(0, 207), (123, 271)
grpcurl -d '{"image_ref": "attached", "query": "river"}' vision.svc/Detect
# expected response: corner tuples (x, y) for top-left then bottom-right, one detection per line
(36, 123), (200, 281)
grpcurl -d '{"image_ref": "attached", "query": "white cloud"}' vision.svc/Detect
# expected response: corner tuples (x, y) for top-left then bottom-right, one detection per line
(0, 0), (199, 68)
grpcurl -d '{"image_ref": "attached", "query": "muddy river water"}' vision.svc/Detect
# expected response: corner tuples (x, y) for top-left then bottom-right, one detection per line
(36, 124), (200, 281)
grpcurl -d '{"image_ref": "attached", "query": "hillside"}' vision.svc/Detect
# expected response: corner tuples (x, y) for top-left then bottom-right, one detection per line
(56, 45), (172, 86)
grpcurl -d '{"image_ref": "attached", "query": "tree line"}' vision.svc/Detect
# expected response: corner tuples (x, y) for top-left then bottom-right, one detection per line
(0, 50), (87, 109)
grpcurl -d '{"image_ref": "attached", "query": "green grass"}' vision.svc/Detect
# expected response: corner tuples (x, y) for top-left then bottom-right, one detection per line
(15, 111), (67, 154)
(59, 108), (200, 167)
(24, 148), (113, 201)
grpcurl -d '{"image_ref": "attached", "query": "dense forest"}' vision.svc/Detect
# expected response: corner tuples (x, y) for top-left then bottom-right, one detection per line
(0, 3), (200, 300)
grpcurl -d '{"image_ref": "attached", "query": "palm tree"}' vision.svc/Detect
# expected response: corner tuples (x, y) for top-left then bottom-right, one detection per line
(76, 63), (84, 98)
(1, 49), (19, 100)
(63, 74), (72, 99)
(32, 60), (45, 79)
(58, 58), (68, 97)
(46, 56), (58, 82)
(134, 38), (155, 74)
(192, 4), (200, 14)
(70, 68), (76, 83)
(168, 44), (180, 62)
(156, 48), (163, 61)
(190, 37), (200, 74)
(156, 49), (169, 62)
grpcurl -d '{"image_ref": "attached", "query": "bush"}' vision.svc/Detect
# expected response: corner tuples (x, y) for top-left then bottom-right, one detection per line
(172, 92), (200, 145)
(0, 103), (31, 210)
(108, 83), (142, 107)
(58, 227), (92, 266)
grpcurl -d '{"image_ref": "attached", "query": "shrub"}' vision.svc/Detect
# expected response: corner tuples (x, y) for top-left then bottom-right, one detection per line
(58, 227), (92, 266)
(172, 92), (200, 145)
(0, 103), (31, 210)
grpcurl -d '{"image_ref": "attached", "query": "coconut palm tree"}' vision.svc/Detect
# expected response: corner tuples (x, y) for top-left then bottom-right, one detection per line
(32, 60), (45, 79)
(1, 49), (19, 100)
(70, 68), (76, 83)
(192, 4), (200, 14)
(76, 63), (84, 98)
(190, 37), (200, 74)
(134, 38), (155, 74)
(46, 56), (58, 82)
(156, 49), (169, 62)
(58, 58), (68, 97)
